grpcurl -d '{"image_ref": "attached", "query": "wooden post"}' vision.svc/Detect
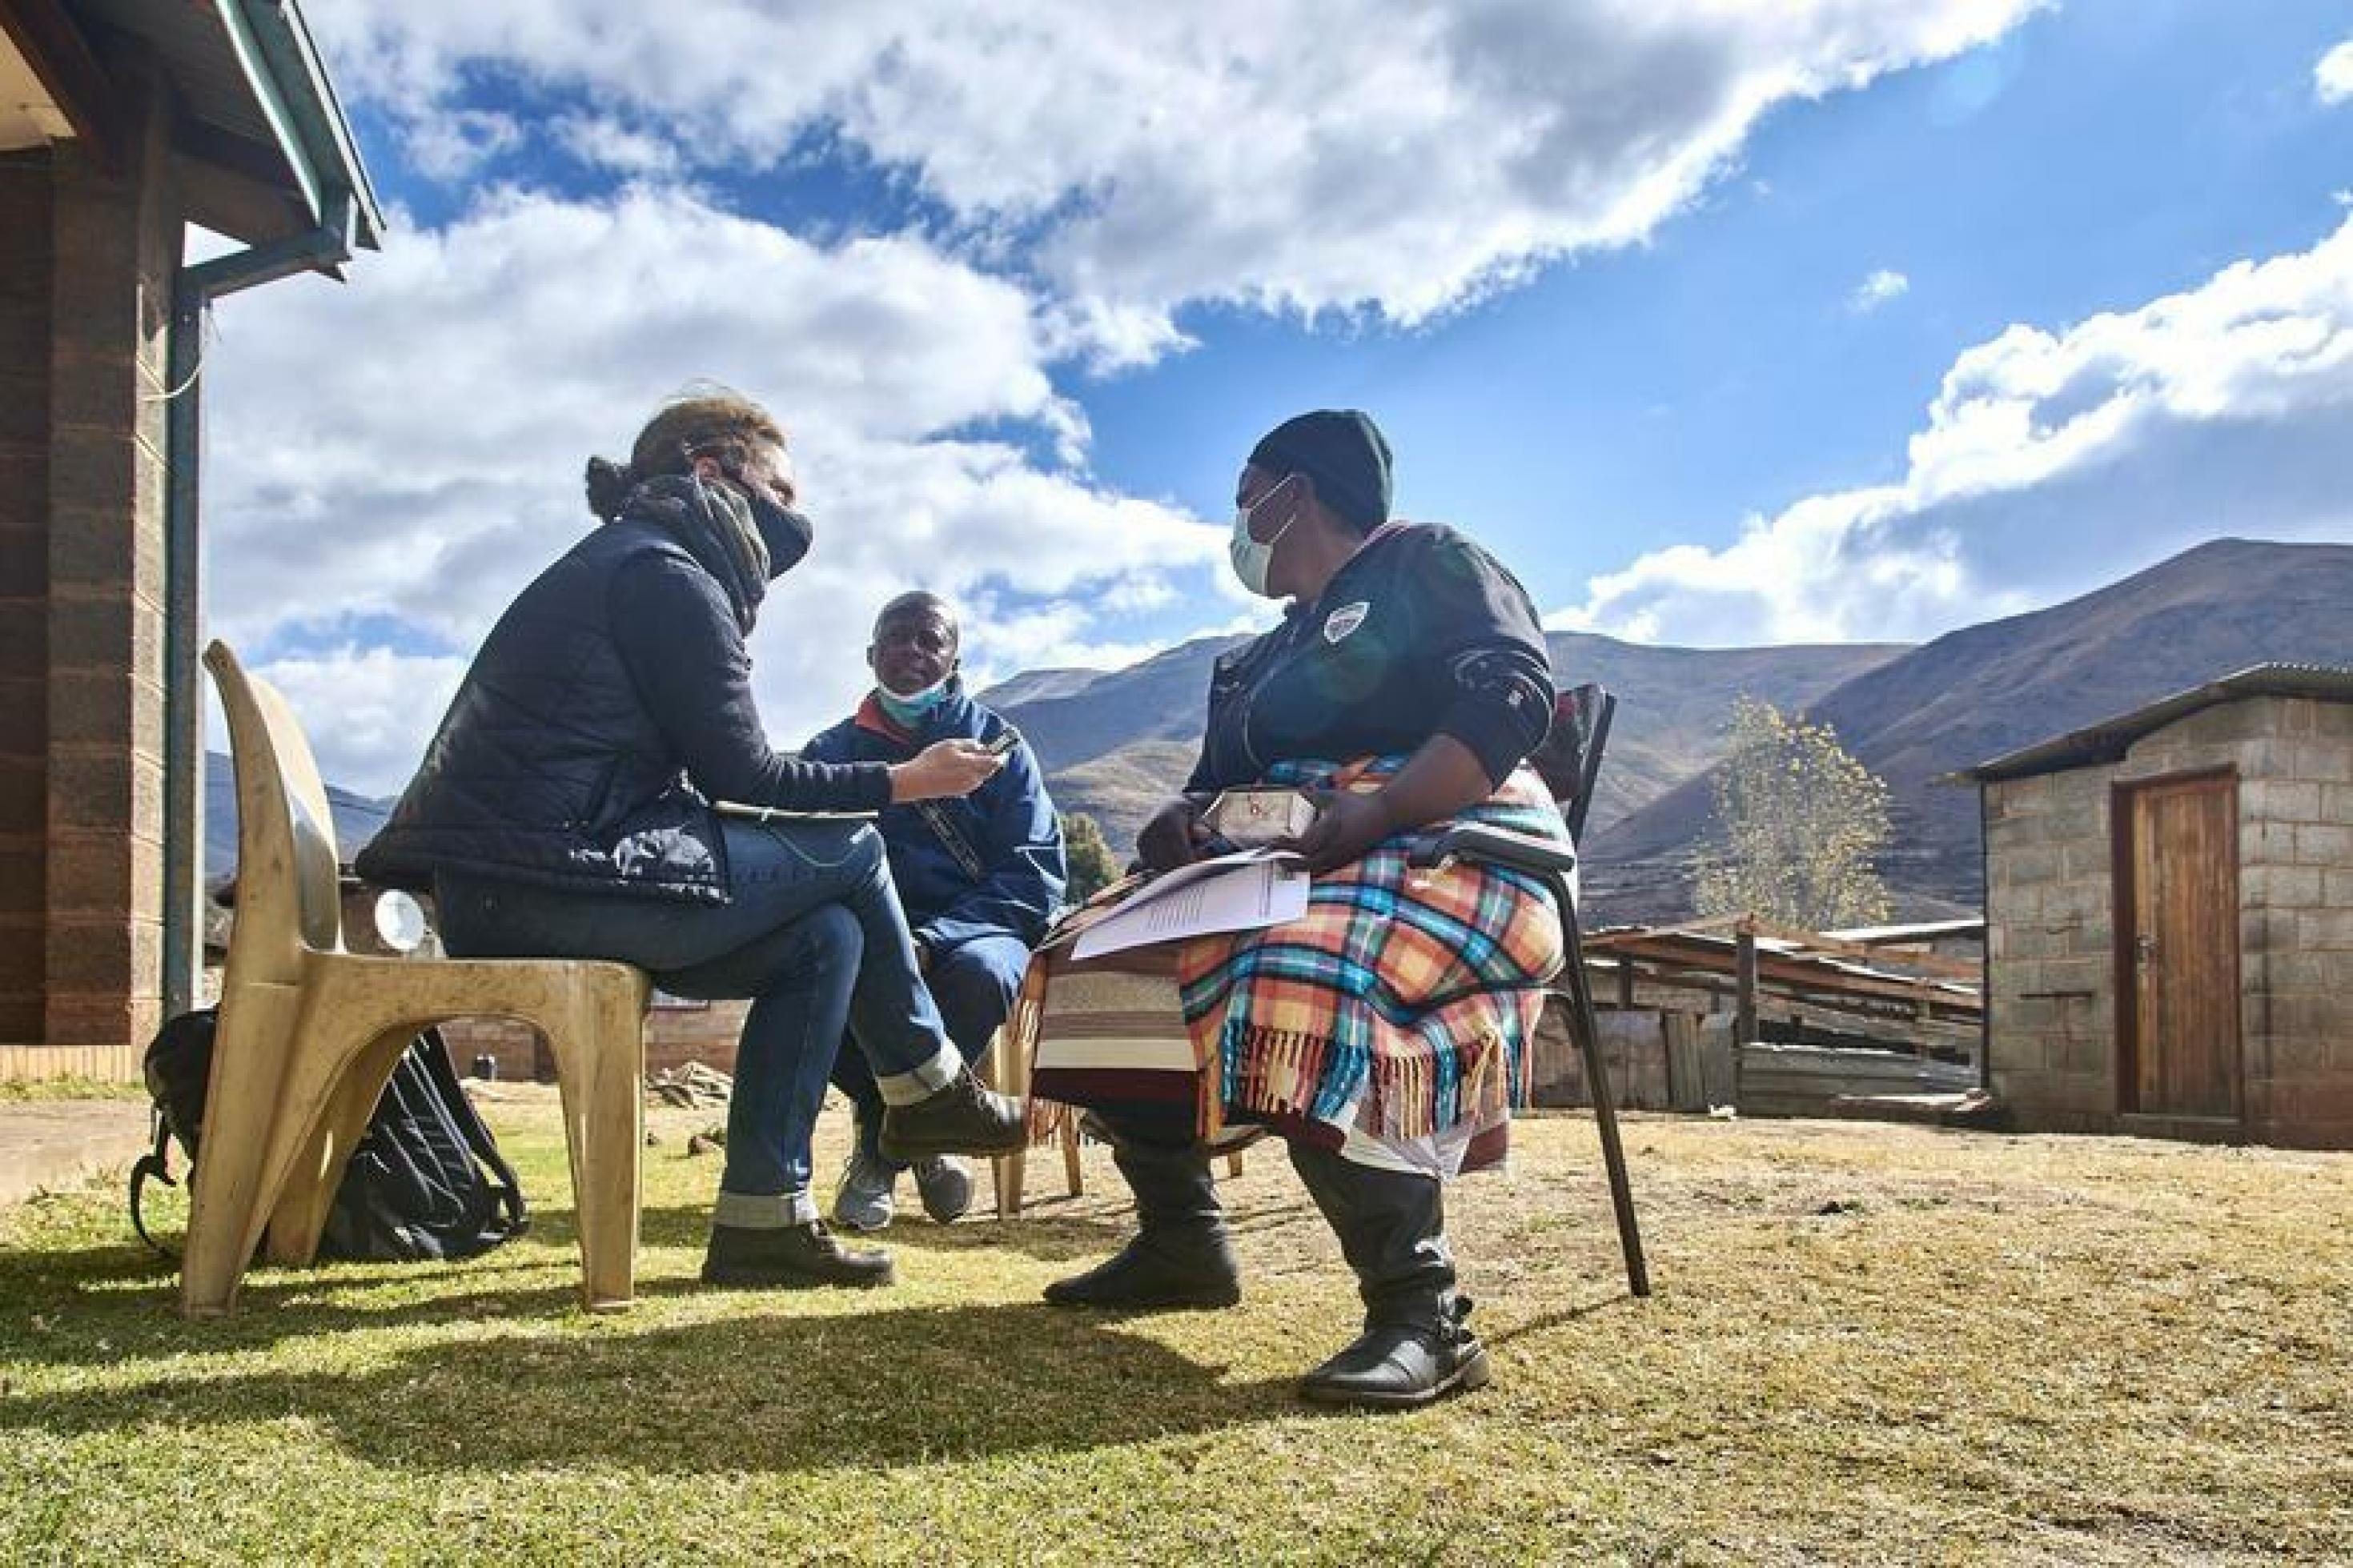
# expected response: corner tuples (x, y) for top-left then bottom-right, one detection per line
(1734, 920), (1759, 1045)
(1617, 956), (1636, 1010)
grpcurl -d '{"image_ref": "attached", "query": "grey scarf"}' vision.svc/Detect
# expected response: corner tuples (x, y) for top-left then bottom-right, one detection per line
(618, 473), (769, 632)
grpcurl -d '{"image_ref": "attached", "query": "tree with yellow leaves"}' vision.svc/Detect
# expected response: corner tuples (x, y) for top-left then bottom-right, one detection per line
(1695, 697), (1891, 929)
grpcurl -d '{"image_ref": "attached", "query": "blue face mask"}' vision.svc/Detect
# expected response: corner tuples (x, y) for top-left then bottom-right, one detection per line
(877, 674), (954, 728)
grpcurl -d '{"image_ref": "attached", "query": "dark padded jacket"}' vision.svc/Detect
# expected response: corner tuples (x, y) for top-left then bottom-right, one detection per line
(804, 687), (1066, 955)
(1185, 522), (1554, 793)
(357, 517), (889, 904)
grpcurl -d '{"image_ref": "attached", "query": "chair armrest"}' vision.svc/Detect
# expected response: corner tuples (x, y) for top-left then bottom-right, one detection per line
(1404, 823), (1579, 877)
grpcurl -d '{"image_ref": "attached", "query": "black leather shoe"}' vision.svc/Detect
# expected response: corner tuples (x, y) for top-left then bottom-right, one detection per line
(1298, 1298), (1491, 1410)
(878, 1068), (1029, 1161)
(700, 1221), (895, 1289)
(1044, 1235), (1242, 1311)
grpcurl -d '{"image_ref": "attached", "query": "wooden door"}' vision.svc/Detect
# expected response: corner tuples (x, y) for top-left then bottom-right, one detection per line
(2118, 772), (2241, 1120)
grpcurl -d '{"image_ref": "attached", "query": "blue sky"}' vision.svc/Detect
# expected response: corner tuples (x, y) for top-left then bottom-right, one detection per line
(1080, 0), (2352, 614)
(200, 1), (2353, 791)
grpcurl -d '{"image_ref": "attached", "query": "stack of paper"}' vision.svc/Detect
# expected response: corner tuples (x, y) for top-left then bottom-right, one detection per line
(1070, 848), (1311, 961)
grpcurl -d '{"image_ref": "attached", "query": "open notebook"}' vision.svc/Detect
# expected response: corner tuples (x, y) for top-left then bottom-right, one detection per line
(1070, 847), (1310, 962)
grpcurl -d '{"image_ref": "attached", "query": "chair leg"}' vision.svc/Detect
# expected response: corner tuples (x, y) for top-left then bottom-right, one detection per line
(998, 1145), (1029, 1219)
(180, 982), (306, 1317)
(263, 1025), (411, 1265)
(1060, 1111), (1084, 1197)
(985, 1022), (1041, 1220)
(983, 1025), (1016, 1219)
(544, 980), (645, 1313)
(1562, 907), (1651, 1298)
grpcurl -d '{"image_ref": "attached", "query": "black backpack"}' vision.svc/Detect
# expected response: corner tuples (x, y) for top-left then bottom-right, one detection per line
(131, 1009), (528, 1264)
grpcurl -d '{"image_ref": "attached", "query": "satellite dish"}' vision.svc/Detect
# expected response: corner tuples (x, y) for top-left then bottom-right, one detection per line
(374, 889), (428, 953)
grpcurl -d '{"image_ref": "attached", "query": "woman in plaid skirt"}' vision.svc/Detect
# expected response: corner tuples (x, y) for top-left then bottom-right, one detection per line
(1041, 410), (1568, 1410)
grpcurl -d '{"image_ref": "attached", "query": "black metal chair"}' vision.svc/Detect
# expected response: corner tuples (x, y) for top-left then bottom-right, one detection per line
(1406, 683), (1650, 1297)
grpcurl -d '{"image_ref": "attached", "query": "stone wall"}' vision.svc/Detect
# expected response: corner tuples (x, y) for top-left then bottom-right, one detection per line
(439, 1001), (752, 1084)
(0, 76), (183, 1080)
(0, 150), (57, 1049)
(1986, 696), (2353, 1147)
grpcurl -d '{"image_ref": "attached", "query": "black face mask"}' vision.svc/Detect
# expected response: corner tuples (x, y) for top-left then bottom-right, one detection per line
(745, 491), (813, 577)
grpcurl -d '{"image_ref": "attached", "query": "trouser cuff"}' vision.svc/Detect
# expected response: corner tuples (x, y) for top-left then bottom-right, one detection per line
(873, 1041), (962, 1106)
(714, 1188), (818, 1228)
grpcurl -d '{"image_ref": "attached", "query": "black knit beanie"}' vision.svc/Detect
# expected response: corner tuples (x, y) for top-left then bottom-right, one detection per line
(1247, 409), (1393, 535)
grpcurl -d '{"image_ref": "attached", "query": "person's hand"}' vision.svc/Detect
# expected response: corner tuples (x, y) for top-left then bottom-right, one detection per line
(1137, 796), (1211, 873)
(1280, 789), (1397, 875)
(889, 740), (1004, 802)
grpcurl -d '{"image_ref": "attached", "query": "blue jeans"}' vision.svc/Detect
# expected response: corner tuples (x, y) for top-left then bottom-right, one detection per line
(433, 819), (961, 1227)
(831, 931), (1032, 1169)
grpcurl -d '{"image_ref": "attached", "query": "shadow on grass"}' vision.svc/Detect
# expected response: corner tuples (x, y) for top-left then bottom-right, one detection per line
(632, 1200), (1138, 1262)
(0, 1193), (1265, 1367)
(0, 1297), (1295, 1473)
(0, 1235), (702, 1365)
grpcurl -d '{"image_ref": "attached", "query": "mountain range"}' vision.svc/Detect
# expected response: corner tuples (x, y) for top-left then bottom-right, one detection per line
(1579, 537), (2353, 919)
(203, 756), (391, 888)
(987, 538), (2353, 922)
(990, 632), (1906, 859)
(211, 538), (2353, 925)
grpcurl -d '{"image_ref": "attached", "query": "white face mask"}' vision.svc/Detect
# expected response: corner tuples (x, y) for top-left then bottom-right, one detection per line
(1228, 475), (1299, 597)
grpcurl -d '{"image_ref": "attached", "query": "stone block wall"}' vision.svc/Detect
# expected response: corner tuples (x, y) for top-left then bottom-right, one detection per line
(1984, 760), (2123, 1130)
(439, 1001), (751, 1084)
(1986, 696), (2353, 1147)
(0, 78), (182, 1081)
(0, 151), (56, 1049)
(42, 88), (179, 1071)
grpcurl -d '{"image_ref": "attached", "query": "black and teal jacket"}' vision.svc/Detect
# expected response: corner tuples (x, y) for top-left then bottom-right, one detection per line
(1185, 522), (1554, 793)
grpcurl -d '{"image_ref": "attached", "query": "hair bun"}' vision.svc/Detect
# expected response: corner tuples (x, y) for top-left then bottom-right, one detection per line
(584, 455), (635, 520)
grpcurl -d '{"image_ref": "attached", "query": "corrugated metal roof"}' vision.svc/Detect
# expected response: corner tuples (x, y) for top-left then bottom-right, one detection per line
(1581, 922), (1982, 1017)
(1961, 663), (2353, 784)
(1819, 918), (1986, 944)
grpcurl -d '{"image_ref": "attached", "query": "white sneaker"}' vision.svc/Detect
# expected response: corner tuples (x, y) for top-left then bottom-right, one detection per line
(832, 1148), (898, 1232)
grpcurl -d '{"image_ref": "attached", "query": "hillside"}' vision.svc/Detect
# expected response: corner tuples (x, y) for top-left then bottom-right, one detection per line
(990, 632), (1908, 856)
(203, 752), (392, 887)
(229, 539), (2346, 924)
(1585, 538), (2353, 920)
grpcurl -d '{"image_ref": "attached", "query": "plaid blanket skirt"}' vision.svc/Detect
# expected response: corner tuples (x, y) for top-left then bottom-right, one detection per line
(1022, 758), (1568, 1176)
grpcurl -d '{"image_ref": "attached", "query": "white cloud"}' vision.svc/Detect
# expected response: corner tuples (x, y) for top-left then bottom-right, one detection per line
(315, 1), (2043, 363)
(1552, 214), (2353, 644)
(239, 647), (472, 795)
(199, 186), (1222, 792)
(2316, 38), (2353, 106)
(397, 107), (522, 180)
(552, 114), (681, 177)
(1849, 268), (1911, 313)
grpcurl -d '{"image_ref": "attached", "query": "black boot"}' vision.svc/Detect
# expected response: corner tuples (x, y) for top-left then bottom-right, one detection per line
(877, 1066), (1029, 1161)
(1044, 1131), (1241, 1311)
(701, 1221), (895, 1289)
(1287, 1144), (1490, 1410)
(1297, 1296), (1490, 1410)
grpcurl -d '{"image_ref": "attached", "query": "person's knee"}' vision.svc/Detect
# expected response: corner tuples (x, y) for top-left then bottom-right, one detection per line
(931, 944), (1019, 1008)
(844, 823), (885, 881)
(930, 940), (1026, 1048)
(792, 902), (862, 975)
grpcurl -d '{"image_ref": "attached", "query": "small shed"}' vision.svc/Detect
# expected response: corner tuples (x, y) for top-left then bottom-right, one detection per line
(1962, 664), (2353, 1149)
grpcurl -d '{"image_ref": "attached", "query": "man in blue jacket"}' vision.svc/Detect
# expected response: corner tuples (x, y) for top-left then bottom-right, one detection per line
(806, 592), (1067, 1229)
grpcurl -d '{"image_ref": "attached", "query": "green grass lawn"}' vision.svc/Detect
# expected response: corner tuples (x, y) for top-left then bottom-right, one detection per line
(3, 1097), (2348, 1566)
